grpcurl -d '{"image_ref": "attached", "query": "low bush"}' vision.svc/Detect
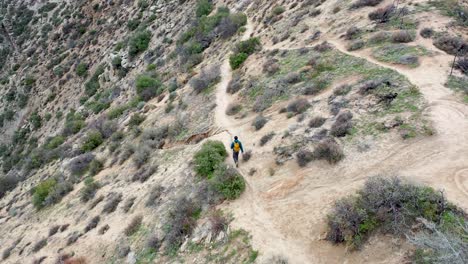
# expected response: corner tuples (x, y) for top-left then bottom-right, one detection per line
(124, 215), (143, 236)
(46, 136), (65, 149)
(135, 74), (163, 101)
(210, 164), (245, 200)
(326, 176), (462, 249)
(128, 30), (152, 57)
(196, 0), (213, 17)
(62, 110), (85, 136)
(226, 103), (242, 115)
(76, 63), (88, 77)
(66, 232), (82, 246)
(309, 116), (327, 128)
(391, 30), (414, 43)
(42, 177), (73, 207)
(164, 197), (200, 252)
(242, 150), (252, 161)
(433, 35), (467, 55)
(420, 27), (434, 38)
(48, 225), (60, 237)
(194, 140), (227, 178)
(81, 130), (104, 152)
(102, 192), (123, 214)
(122, 197), (136, 213)
(259, 132), (275, 146)
(351, 0), (384, 9)
(88, 159), (103, 176)
(141, 126), (169, 149)
(145, 185), (164, 207)
(84, 216), (100, 233)
(330, 111), (353, 137)
(133, 145), (151, 168)
(32, 179), (57, 209)
(32, 238), (47, 252)
(229, 52), (249, 69)
(333, 84), (352, 96)
(296, 149), (314, 167)
(69, 153), (95, 176)
(190, 66), (221, 93)
(368, 5), (395, 22)
(230, 38), (261, 69)
(455, 57), (468, 75)
(0, 174), (21, 198)
(80, 177), (100, 202)
(345, 26), (361, 40)
(128, 113), (146, 127)
(287, 98), (310, 115)
(312, 138), (344, 164)
(252, 115), (268, 130)
(227, 74), (243, 94)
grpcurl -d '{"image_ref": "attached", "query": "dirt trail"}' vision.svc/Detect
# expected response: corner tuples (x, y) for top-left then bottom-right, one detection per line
(213, 17), (468, 264)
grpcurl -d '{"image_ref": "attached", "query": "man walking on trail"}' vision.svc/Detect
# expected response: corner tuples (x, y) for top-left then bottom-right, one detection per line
(230, 136), (244, 167)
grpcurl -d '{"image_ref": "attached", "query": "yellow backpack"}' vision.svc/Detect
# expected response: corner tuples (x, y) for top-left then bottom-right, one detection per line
(233, 142), (241, 152)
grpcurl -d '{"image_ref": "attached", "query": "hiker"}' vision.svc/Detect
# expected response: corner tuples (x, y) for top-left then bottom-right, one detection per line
(230, 136), (244, 167)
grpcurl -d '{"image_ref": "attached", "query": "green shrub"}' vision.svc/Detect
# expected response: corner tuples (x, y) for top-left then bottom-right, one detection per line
(88, 159), (103, 176)
(46, 136), (65, 149)
(107, 105), (129, 119)
(194, 140), (227, 178)
(129, 30), (152, 57)
(32, 179), (57, 209)
(229, 52), (249, 69)
(127, 19), (140, 31)
(63, 110), (85, 136)
(76, 63), (88, 77)
(129, 113), (146, 127)
(135, 75), (163, 101)
(84, 65), (105, 97)
(196, 0), (213, 17)
(272, 6), (285, 16)
(210, 164), (245, 200)
(81, 130), (104, 152)
(29, 111), (42, 129)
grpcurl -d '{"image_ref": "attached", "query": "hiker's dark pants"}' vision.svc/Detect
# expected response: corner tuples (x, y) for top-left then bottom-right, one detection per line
(233, 151), (239, 163)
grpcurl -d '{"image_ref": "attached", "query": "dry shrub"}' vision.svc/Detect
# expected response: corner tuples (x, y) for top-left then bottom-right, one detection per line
(68, 153), (95, 175)
(132, 145), (151, 168)
(333, 84), (352, 96)
(358, 79), (385, 94)
(433, 35), (467, 55)
(145, 185), (164, 207)
(259, 132), (275, 146)
(49, 225), (60, 237)
(84, 216), (100, 233)
(227, 73), (243, 94)
(252, 115), (268, 130)
(345, 26), (361, 40)
(164, 197), (201, 251)
(263, 58), (280, 75)
(391, 30), (414, 43)
(190, 66), (221, 94)
(309, 116), (327, 128)
(347, 40), (365, 51)
(330, 111), (353, 137)
(102, 193), (122, 214)
(145, 233), (161, 250)
(32, 238), (47, 252)
(313, 41), (332, 52)
(351, 0), (384, 9)
(98, 224), (110, 235)
(368, 5), (394, 22)
(132, 165), (157, 182)
(226, 103), (242, 115)
(209, 210), (228, 235)
(141, 126), (169, 149)
(313, 138), (344, 164)
(287, 98), (310, 114)
(283, 72), (301, 84)
(124, 215), (143, 236)
(420, 27), (434, 39)
(242, 150), (252, 162)
(296, 149), (314, 167)
(455, 57), (468, 75)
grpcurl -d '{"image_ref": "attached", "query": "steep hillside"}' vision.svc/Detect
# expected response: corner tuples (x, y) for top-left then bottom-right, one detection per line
(0, 0), (467, 263)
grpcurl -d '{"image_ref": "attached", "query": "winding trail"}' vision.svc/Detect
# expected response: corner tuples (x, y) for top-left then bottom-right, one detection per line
(213, 16), (468, 263)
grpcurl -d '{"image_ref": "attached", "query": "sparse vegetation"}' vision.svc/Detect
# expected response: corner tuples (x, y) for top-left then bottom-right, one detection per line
(226, 103), (243, 115)
(326, 176), (466, 251)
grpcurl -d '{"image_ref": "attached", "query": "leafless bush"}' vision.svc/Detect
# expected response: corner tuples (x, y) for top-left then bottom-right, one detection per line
(90, 119), (118, 139)
(98, 224), (110, 235)
(392, 30), (414, 43)
(312, 138), (344, 164)
(433, 36), (467, 55)
(102, 193), (122, 214)
(283, 72), (301, 84)
(164, 197), (200, 251)
(369, 31), (390, 44)
(351, 0), (384, 9)
(190, 66), (221, 94)
(309, 116), (327, 128)
(368, 5), (395, 22)
(263, 58), (280, 75)
(124, 215), (143, 236)
(287, 98), (310, 114)
(145, 233), (161, 250)
(313, 41), (331, 52)
(32, 238), (47, 252)
(358, 79), (385, 94)
(227, 73), (243, 94)
(330, 111), (353, 137)
(69, 153), (95, 175)
(84, 216), (100, 233)
(345, 26), (361, 40)
(89, 195), (104, 209)
(252, 115), (268, 130)
(49, 225), (60, 237)
(333, 84), (352, 96)
(296, 149), (314, 167)
(32, 256), (47, 264)
(455, 57), (468, 75)
(122, 197), (136, 213)
(420, 27), (434, 39)
(242, 150), (252, 161)
(226, 103), (242, 115)
(260, 132), (275, 146)
(132, 145), (151, 168)
(264, 255), (289, 264)
(145, 185), (164, 207)
(132, 165), (157, 182)
(209, 210), (229, 236)
(141, 126), (169, 149)
(2, 239), (20, 260)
